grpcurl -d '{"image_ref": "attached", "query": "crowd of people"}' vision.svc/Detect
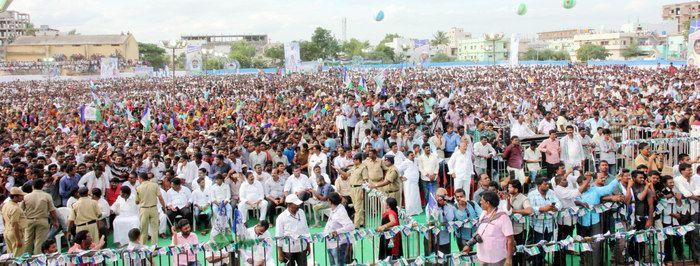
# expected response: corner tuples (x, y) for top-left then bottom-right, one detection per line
(0, 64), (698, 266)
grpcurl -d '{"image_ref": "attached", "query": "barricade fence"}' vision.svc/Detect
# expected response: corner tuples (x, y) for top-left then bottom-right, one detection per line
(5, 194), (700, 266)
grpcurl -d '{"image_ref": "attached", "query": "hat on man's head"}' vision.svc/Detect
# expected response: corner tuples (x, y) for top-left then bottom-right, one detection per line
(361, 112), (369, 117)
(285, 194), (304, 205)
(10, 187), (25, 196)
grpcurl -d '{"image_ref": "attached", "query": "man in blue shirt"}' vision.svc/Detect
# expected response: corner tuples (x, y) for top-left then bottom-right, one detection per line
(527, 178), (562, 266)
(282, 142), (296, 164)
(433, 188), (457, 255)
(453, 188), (481, 251)
(576, 172), (624, 266)
(442, 125), (461, 158)
(58, 165), (80, 207)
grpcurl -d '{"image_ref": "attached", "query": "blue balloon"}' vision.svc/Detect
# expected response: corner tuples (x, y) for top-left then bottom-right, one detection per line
(375, 10), (385, 21)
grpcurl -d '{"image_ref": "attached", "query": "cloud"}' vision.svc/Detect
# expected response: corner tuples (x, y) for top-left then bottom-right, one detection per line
(9, 0), (676, 44)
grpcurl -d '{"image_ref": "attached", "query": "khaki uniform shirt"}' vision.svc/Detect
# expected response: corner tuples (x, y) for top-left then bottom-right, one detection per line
(22, 190), (55, 219)
(382, 166), (400, 193)
(136, 180), (161, 207)
(509, 193), (532, 235)
(349, 165), (365, 186)
(2, 201), (25, 235)
(362, 158), (384, 183)
(69, 197), (100, 225)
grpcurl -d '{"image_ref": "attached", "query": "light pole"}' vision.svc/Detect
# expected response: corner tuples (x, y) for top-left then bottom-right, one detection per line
(484, 33), (504, 65)
(202, 48), (211, 74)
(162, 39), (185, 84)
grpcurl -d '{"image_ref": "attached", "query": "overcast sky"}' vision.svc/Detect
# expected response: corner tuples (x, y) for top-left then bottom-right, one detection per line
(12, 0), (682, 44)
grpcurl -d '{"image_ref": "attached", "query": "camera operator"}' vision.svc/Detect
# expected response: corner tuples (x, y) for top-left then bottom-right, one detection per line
(634, 143), (663, 172)
(462, 191), (514, 266)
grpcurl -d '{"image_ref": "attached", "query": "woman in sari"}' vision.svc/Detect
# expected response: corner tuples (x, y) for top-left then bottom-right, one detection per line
(377, 197), (402, 260)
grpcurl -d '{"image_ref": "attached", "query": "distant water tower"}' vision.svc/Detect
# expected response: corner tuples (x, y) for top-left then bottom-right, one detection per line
(341, 17), (347, 42)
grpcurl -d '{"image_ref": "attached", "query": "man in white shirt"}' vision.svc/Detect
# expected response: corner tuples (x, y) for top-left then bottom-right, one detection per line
(524, 143), (542, 183)
(448, 141), (476, 200)
(237, 172), (268, 223)
(537, 112), (556, 134)
(91, 188), (111, 238)
(384, 142), (407, 167)
(333, 147), (354, 172)
(248, 144), (268, 171)
(584, 111), (609, 133)
(209, 174), (232, 229)
(148, 155), (166, 182)
(673, 163), (700, 262)
(78, 165), (109, 194)
(191, 177), (211, 231)
(472, 137), (496, 176)
(265, 169), (286, 218)
(276, 194), (310, 265)
(283, 165), (313, 197)
(166, 178), (193, 227)
(559, 125), (585, 170)
(322, 192), (355, 265)
(417, 144), (440, 198)
(509, 114), (536, 139)
(308, 144), (328, 174)
(353, 112), (373, 147)
(239, 221), (274, 266)
(253, 164), (272, 183)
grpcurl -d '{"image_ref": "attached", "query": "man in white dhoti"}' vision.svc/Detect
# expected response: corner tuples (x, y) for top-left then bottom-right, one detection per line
(237, 172), (268, 224)
(560, 125), (585, 171)
(111, 186), (140, 245)
(448, 141), (475, 200)
(397, 151), (422, 216)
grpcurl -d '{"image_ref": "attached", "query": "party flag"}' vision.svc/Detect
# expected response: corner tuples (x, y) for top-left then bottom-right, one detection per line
(79, 105), (86, 123)
(358, 76), (367, 93)
(140, 104), (151, 131)
(374, 69), (386, 95)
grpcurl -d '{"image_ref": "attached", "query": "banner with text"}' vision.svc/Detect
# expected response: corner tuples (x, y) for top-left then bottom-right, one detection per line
(284, 41), (301, 73)
(185, 45), (203, 74)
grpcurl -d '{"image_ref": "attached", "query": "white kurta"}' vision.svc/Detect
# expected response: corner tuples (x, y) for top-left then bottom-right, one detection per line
(111, 196), (140, 245)
(398, 159), (422, 216)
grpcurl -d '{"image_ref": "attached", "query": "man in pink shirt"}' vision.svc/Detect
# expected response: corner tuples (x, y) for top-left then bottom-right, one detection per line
(171, 219), (199, 266)
(67, 230), (105, 266)
(538, 130), (561, 179)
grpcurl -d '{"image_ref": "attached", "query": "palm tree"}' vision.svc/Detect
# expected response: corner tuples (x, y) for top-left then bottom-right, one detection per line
(431, 31), (449, 46)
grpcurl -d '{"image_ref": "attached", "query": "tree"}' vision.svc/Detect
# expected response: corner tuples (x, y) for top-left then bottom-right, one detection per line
(576, 44), (610, 62)
(229, 40), (256, 68)
(520, 48), (570, 61)
(25, 23), (36, 36)
(67, 29), (78, 35)
(341, 38), (370, 57)
(431, 53), (453, 62)
(431, 31), (449, 46)
(368, 44), (397, 63)
(303, 27), (340, 60)
(300, 41), (320, 61)
(138, 42), (167, 69)
(263, 44), (284, 67)
(379, 33), (401, 46)
(622, 42), (645, 59)
(203, 58), (224, 70)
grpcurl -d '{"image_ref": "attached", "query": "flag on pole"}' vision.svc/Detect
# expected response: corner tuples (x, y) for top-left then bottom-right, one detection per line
(342, 66), (354, 90)
(304, 102), (320, 118)
(89, 81), (101, 105)
(374, 69), (386, 95)
(425, 183), (440, 222)
(140, 104), (151, 131)
(358, 76), (367, 93)
(79, 105), (86, 123)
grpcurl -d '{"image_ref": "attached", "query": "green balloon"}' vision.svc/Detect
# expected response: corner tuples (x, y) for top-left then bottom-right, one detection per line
(516, 2), (527, 16)
(562, 0), (576, 9)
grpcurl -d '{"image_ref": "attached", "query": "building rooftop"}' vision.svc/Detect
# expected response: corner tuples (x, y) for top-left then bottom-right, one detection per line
(8, 34), (131, 46)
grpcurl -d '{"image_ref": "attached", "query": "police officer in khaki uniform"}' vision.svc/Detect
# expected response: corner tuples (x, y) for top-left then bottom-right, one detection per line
(22, 179), (59, 254)
(336, 153), (366, 227)
(135, 172), (166, 245)
(370, 155), (402, 205)
(2, 187), (26, 256)
(362, 149), (385, 184)
(68, 187), (101, 240)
